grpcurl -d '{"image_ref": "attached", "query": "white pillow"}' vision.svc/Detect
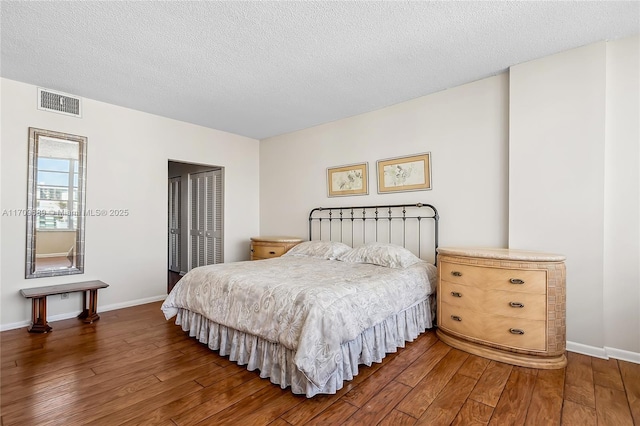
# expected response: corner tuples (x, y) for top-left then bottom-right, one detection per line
(282, 240), (351, 260)
(337, 242), (422, 268)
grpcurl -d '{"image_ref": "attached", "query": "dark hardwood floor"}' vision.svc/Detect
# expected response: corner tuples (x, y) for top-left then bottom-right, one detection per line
(1, 301), (638, 425)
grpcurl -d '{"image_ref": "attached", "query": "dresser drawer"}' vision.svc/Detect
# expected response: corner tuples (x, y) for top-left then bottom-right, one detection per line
(436, 248), (566, 368)
(440, 281), (547, 320)
(439, 302), (546, 351)
(440, 261), (547, 294)
(251, 244), (286, 259)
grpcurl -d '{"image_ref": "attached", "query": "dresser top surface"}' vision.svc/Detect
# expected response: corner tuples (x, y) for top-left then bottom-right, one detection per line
(250, 236), (304, 243)
(438, 247), (565, 262)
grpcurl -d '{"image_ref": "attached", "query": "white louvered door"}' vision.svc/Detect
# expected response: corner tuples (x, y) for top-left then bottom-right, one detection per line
(168, 177), (181, 272)
(189, 170), (224, 270)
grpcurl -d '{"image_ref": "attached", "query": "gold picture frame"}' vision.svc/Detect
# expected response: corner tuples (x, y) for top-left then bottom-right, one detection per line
(377, 152), (432, 193)
(327, 162), (368, 197)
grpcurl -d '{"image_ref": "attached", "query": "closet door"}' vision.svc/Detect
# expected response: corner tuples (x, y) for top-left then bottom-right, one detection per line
(168, 177), (181, 272)
(189, 170), (224, 270)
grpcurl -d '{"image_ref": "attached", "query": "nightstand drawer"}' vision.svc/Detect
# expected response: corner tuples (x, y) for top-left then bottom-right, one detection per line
(440, 281), (546, 320)
(439, 303), (546, 351)
(250, 236), (303, 260)
(252, 244), (286, 259)
(440, 261), (547, 294)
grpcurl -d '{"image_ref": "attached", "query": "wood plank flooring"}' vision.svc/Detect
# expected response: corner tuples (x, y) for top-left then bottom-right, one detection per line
(1, 301), (638, 425)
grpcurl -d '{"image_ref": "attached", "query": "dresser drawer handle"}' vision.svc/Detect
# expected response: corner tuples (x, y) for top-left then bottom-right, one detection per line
(509, 302), (524, 308)
(451, 271), (463, 277)
(451, 315), (462, 322)
(509, 328), (525, 335)
(510, 278), (525, 285)
(269, 251), (276, 255)
(450, 292), (462, 298)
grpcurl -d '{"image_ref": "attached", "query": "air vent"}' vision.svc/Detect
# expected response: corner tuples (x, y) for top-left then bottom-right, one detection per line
(37, 88), (82, 117)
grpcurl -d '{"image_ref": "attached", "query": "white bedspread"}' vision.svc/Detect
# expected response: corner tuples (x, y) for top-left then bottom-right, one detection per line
(161, 256), (436, 389)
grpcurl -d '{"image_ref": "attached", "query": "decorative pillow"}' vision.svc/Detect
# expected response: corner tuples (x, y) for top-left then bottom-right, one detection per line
(282, 240), (352, 260)
(336, 242), (422, 268)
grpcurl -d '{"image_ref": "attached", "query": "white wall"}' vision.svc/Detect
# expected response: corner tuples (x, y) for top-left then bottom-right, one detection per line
(509, 36), (639, 359)
(261, 37), (639, 360)
(3, 37), (637, 359)
(0, 78), (260, 329)
(603, 36), (639, 356)
(509, 42), (608, 350)
(260, 74), (510, 249)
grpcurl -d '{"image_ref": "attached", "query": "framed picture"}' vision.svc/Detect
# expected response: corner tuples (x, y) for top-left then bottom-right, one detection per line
(327, 162), (368, 197)
(377, 152), (432, 193)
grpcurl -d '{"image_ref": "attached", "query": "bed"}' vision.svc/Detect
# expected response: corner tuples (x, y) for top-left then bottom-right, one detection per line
(161, 203), (439, 397)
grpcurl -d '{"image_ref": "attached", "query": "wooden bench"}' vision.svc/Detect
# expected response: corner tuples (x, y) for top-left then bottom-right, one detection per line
(20, 280), (109, 333)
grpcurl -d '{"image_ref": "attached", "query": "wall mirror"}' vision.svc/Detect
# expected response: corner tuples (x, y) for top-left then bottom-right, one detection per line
(26, 128), (87, 278)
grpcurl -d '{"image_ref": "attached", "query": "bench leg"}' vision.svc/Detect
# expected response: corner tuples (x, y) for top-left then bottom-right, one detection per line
(77, 289), (101, 323)
(28, 297), (52, 333)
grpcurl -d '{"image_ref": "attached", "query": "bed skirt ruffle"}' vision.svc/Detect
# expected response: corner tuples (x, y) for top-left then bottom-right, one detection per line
(174, 296), (434, 397)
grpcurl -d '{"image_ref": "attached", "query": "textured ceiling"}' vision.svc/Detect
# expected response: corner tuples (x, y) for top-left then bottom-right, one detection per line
(1, 1), (638, 139)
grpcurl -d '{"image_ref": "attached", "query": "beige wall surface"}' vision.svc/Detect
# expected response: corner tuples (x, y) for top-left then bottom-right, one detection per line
(261, 37), (639, 359)
(260, 73), (510, 249)
(0, 78), (260, 328)
(509, 42), (608, 350)
(603, 36), (639, 356)
(509, 36), (638, 357)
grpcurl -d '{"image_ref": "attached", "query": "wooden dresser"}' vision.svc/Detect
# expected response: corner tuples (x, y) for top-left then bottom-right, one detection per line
(250, 236), (303, 260)
(436, 247), (566, 369)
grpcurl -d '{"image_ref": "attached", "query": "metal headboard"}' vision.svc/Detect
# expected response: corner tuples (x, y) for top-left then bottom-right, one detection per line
(308, 203), (439, 264)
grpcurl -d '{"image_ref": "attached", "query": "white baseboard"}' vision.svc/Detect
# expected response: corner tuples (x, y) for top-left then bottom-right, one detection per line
(566, 341), (608, 359)
(99, 295), (167, 314)
(567, 340), (640, 364)
(604, 346), (640, 364)
(1, 320), (32, 332)
(0, 294), (167, 332)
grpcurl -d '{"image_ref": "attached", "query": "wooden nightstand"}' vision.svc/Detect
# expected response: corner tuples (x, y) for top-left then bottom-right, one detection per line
(250, 236), (303, 260)
(436, 247), (566, 369)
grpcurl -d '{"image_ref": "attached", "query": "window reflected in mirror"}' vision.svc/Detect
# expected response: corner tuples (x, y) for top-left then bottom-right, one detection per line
(26, 128), (87, 278)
